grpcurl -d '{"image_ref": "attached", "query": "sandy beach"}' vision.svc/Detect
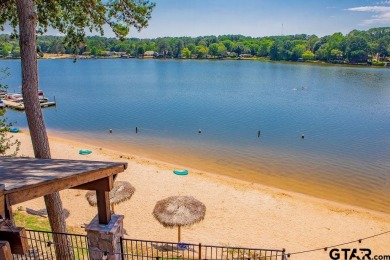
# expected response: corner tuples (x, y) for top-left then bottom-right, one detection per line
(10, 132), (390, 260)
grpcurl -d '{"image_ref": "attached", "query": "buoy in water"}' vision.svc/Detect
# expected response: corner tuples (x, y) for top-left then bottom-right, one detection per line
(301, 134), (305, 139)
(173, 169), (188, 175)
(79, 149), (92, 155)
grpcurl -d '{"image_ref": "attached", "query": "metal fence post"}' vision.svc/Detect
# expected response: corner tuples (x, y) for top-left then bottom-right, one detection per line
(282, 248), (287, 260)
(198, 243), (202, 260)
(120, 237), (125, 260)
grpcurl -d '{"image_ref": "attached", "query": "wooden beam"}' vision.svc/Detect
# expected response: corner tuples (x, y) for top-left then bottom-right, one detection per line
(0, 185), (4, 219)
(3, 197), (13, 226)
(71, 176), (113, 191)
(0, 241), (12, 260)
(0, 227), (29, 255)
(6, 165), (125, 205)
(96, 190), (111, 224)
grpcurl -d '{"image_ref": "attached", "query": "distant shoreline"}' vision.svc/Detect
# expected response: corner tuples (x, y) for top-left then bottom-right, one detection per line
(1, 54), (388, 69)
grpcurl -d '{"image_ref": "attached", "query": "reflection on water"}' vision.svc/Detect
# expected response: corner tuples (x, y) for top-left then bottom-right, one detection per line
(2, 59), (390, 214)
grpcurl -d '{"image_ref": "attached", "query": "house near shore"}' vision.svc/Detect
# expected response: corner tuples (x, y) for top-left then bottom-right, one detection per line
(239, 53), (253, 58)
(108, 51), (127, 56)
(144, 51), (157, 57)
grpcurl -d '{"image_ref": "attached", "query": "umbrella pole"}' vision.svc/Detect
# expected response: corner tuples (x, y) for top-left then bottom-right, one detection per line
(178, 225), (181, 242)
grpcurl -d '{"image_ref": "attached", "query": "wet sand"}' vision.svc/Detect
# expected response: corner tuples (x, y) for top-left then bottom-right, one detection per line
(47, 129), (390, 215)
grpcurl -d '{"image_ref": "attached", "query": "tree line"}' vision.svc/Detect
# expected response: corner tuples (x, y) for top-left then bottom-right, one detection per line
(1, 27), (390, 64)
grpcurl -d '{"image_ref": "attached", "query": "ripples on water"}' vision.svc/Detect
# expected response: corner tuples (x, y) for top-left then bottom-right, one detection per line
(2, 59), (390, 213)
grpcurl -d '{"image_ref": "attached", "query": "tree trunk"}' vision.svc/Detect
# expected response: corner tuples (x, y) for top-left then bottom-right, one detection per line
(16, 0), (73, 259)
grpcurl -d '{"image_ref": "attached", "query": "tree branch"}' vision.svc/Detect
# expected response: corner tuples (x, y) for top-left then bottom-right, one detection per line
(0, 0), (12, 7)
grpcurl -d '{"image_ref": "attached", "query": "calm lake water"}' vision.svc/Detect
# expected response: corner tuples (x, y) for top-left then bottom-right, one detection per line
(1, 59), (390, 213)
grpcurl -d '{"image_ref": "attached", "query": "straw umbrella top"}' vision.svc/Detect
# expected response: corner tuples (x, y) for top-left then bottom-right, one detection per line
(85, 181), (135, 206)
(153, 196), (206, 228)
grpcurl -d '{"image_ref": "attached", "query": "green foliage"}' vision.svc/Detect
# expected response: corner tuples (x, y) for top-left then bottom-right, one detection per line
(315, 47), (328, 61)
(0, 42), (12, 56)
(347, 36), (369, 63)
(269, 43), (280, 60)
(217, 43), (227, 56)
(48, 39), (65, 54)
(137, 45), (145, 56)
(222, 40), (234, 52)
(0, 0), (156, 54)
(187, 43), (196, 53)
(257, 39), (273, 57)
(11, 46), (20, 57)
(302, 50), (315, 60)
(330, 49), (343, 60)
(292, 44), (306, 60)
(1, 25), (389, 63)
(181, 47), (191, 58)
(233, 42), (245, 56)
(195, 45), (208, 58)
(208, 43), (219, 57)
(0, 68), (20, 156)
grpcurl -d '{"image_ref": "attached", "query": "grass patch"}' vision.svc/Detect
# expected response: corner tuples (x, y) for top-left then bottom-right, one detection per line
(14, 211), (51, 231)
(14, 210), (84, 234)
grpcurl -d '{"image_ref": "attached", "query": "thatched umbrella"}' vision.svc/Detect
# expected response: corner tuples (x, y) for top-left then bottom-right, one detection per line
(85, 181), (135, 212)
(153, 196), (206, 242)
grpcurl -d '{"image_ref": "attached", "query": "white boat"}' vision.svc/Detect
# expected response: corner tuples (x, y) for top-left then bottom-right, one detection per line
(6, 90), (48, 103)
(5, 93), (23, 100)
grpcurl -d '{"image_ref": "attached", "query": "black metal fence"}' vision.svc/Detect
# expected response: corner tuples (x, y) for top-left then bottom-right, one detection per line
(13, 230), (286, 260)
(120, 238), (287, 260)
(13, 229), (89, 260)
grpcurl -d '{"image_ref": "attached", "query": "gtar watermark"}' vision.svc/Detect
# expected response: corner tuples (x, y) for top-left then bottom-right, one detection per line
(329, 248), (390, 260)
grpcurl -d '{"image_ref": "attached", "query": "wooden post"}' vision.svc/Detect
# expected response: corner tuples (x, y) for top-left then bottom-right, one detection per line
(0, 227), (29, 255)
(178, 225), (181, 242)
(0, 241), (12, 260)
(96, 190), (111, 224)
(0, 185), (5, 220)
(198, 243), (202, 260)
(4, 196), (14, 226)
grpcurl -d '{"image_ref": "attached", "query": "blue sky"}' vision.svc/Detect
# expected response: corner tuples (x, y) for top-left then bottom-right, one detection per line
(128, 0), (390, 38)
(3, 0), (390, 38)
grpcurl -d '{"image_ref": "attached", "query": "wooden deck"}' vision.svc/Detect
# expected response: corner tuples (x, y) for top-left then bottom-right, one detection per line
(0, 157), (127, 224)
(3, 100), (56, 110)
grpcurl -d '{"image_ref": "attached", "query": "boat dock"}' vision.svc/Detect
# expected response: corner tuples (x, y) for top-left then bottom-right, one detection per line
(3, 99), (56, 110)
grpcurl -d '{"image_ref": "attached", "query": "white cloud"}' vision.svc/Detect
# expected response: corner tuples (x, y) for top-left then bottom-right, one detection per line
(347, 5), (390, 25)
